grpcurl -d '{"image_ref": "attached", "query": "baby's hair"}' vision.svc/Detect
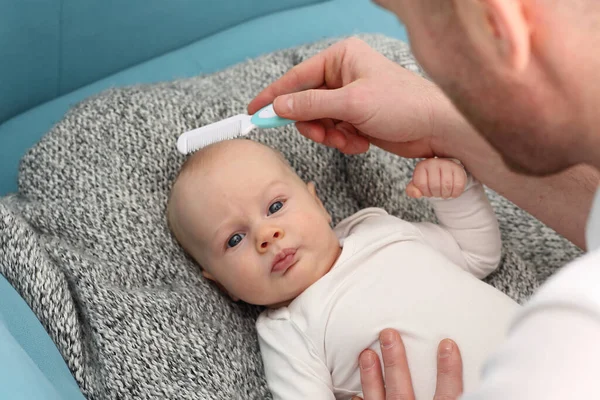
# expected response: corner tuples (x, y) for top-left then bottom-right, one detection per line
(177, 139), (292, 180)
(166, 143), (222, 248)
(166, 146), (216, 258)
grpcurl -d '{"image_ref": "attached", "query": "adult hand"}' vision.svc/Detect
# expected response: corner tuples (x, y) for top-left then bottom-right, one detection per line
(353, 329), (463, 400)
(248, 38), (460, 158)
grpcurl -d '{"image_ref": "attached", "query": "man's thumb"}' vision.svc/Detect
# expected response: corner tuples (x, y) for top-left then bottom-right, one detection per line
(273, 88), (349, 122)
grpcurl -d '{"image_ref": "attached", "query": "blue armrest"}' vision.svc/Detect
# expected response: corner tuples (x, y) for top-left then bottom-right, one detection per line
(0, 275), (85, 399)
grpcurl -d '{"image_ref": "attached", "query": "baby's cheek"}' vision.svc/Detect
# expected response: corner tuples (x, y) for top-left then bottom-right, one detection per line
(232, 279), (266, 304)
(304, 217), (330, 242)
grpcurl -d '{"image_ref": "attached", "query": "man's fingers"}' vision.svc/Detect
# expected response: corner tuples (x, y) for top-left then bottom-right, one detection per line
(295, 121), (326, 144)
(434, 339), (464, 400)
(248, 53), (328, 114)
(324, 127), (348, 149)
(359, 350), (386, 400)
(272, 86), (359, 122)
(294, 120), (369, 154)
(335, 122), (370, 154)
(379, 329), (415, 400)
(248, 40), (352, 114)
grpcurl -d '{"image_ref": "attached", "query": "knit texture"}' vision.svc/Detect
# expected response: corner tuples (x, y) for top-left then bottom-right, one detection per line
(0, 34), (582, 399)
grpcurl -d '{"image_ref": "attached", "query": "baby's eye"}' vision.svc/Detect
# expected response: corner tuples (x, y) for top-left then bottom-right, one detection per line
(268, 200), (284, 215)
(227, 233), (245, 248)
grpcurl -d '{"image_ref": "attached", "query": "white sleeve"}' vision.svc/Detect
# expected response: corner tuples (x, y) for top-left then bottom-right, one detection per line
(256, 313), (335, 400)
(413, 178), (501, 279)
(461, 249), (600, 400)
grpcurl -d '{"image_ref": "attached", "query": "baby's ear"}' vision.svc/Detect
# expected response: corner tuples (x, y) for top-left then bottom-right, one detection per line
(201, 270), (239, 302)
(201, 269), (215, 281)
(306, 181), (317, 196)
(307, 182), (332, 224)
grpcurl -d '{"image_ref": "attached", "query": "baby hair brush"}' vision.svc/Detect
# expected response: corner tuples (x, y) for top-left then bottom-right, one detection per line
(176, 103), (295, 154)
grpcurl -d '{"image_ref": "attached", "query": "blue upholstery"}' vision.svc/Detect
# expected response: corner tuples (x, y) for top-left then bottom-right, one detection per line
(0, 276), (85, 399)
(0, 0), (326, 124)
(0, 1), (61, 125)
(0, 0), (407, 398)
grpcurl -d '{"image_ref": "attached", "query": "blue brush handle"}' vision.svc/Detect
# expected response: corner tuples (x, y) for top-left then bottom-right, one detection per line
(250, 103), (295, 129)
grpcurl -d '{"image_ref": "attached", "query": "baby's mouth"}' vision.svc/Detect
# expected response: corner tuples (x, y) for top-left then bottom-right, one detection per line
(271, 248), (297, 273)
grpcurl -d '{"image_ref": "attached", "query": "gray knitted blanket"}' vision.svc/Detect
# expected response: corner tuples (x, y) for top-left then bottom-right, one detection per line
(0, 34), (582, 399)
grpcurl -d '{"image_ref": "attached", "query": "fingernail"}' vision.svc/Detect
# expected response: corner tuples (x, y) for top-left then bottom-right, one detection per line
(275, 95), (293, 114)
(439, 339), (453, 359)
(359, 351), (376, 370)
(380, 329), (396, 349)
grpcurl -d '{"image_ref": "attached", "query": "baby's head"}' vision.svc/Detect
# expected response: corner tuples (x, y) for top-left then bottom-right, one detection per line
(168, 139), (341, 307)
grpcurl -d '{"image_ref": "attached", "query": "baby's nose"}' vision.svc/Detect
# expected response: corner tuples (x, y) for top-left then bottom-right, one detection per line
(257, 227), (284, 252)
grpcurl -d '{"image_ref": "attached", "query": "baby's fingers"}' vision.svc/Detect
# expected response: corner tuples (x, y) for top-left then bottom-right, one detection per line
(440, 168), (455, 199)
(410, 162), (433, 197)
(413, 158), (467, 198)
(406, 181), (423, 198)
(450, 169), (467, 198)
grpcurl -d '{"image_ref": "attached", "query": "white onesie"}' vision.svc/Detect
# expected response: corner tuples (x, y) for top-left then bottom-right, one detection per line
(256, 181), (521, 399)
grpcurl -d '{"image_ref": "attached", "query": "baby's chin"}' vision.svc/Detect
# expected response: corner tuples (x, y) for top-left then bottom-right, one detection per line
(264, 264), (338, 308)
(252, 282), (310, 309)
(259, 285), (307, 309)
(264, 297), (295, 309)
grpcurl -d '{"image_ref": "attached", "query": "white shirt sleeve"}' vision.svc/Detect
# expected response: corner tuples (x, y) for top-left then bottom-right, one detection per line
(461, 249), (600, 399)
(256, 312), (335, 400)
(413, 178), (501, 279)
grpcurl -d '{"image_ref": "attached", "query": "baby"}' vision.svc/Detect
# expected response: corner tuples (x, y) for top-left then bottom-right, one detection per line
(167, 139), (520, 400)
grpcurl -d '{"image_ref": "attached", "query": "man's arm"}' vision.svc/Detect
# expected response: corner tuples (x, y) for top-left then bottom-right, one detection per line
(375, 93), (598, 250)
(432, 100), (599, 250)
(461, 249), (600, 400)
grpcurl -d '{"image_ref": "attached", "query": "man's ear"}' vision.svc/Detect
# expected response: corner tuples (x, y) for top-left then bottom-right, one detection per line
(307, 181), (332, 224)
(455, 0), (530, 71)
(201, 270), (239, 302)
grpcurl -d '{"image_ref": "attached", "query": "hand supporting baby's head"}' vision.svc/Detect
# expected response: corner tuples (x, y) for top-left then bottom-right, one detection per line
(167, 139), (341, 308)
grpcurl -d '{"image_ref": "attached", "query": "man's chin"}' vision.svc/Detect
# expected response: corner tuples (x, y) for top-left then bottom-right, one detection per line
(501, 154), (570, 177)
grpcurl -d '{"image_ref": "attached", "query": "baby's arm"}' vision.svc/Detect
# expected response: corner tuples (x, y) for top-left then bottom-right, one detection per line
(256, 314), (335, 400)
(409, 158), (501, 279)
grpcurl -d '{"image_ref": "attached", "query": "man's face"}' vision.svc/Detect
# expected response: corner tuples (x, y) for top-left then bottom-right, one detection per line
(375, 0), (579, 176)
(176, 142), (341, 307)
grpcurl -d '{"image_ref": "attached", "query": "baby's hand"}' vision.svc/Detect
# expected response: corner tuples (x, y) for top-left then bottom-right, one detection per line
(406, 158), (468, 199)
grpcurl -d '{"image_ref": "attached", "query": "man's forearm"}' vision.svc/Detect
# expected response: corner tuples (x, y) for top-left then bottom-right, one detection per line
(436, 107), (598, 249)
(471, 153), (596, 250)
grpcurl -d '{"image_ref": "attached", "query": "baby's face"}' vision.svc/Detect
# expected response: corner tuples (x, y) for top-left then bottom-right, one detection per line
(171, 141), (341, 307)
